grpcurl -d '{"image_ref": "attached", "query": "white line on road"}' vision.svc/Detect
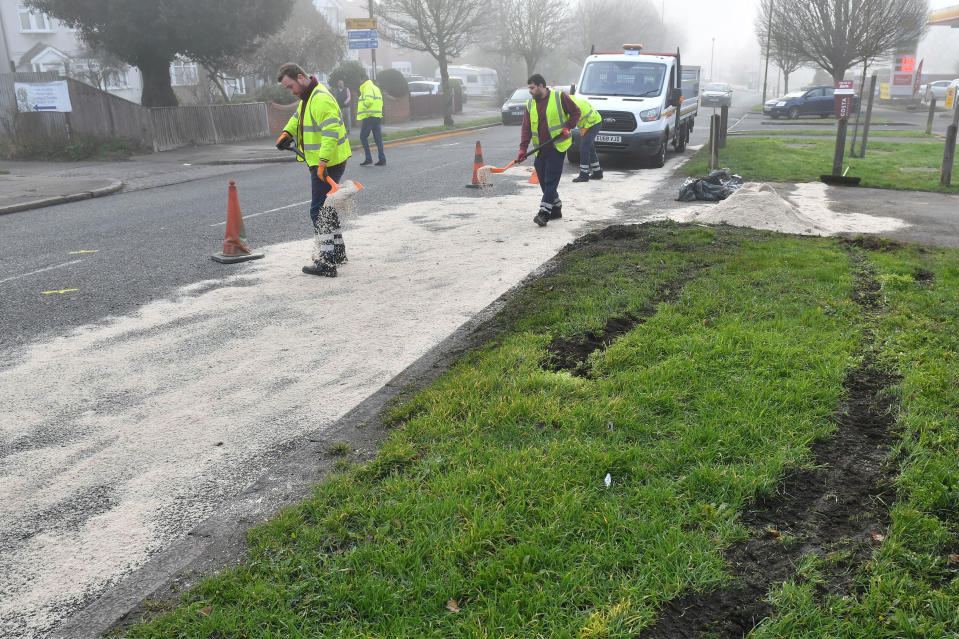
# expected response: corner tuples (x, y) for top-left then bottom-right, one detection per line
(209, 200), (311, 227)
(728, 112), (751, 132)
(0, 259), (84, 286)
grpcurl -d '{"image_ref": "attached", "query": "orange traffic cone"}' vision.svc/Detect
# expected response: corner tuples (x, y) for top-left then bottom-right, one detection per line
(528, 168), (539, 184)
(211, 180), (265, 264)
(465, 140), (485, 188)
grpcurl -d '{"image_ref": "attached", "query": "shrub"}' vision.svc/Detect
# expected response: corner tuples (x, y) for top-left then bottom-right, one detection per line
(256, 83), (296, 104)
(330, 60), (367, 95)
(377, 68), (409, 98)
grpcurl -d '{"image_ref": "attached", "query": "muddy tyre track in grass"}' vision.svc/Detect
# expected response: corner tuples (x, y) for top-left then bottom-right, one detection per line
(640, 249), (902, 638)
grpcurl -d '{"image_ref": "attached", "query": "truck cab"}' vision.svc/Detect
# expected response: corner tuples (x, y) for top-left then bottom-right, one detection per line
(568, 45), (699, 168)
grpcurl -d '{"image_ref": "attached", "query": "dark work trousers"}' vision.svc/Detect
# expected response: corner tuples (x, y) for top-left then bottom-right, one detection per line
(360, 117), (385, 163)
(533, 147), (566, 213)
(309, 160), (347, 266)
(580, 124), (601, 174)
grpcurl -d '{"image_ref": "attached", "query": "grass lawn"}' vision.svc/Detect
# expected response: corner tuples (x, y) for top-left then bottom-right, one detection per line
(731, 129), (937, 138)
(125, 224), (959, 638)
(350, 117), (501, 146)
(684, 137), (959, 194)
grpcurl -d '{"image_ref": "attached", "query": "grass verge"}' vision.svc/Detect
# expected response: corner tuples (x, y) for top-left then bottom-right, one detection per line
(684, 137), (959, 193)
(126, 224), (958, 638)
(350, 116), (501, 146)
(731, 129), (937, 138)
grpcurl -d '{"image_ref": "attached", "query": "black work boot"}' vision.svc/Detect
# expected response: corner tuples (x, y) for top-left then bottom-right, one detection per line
(571, 171), (589, 183)
(549, 206), (562, 220)
(533, 210), (549, 227)
(333, 237), (348, 264)
(359, 159), (372, 166)
(591, 169), (604, 180)
(302, 261), (337, 277)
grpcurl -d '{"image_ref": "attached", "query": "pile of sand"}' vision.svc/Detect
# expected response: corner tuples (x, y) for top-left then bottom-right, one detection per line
(669, 182), (907, 236)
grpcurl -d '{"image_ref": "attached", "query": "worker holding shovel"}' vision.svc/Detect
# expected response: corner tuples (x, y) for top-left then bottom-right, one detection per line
(518, 74), (580, 226)
(275, 63), (352, 277)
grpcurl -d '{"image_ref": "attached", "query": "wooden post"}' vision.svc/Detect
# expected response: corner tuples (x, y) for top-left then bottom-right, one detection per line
(858, 74), (877, 158)
(832, 118), (848, 176)
(941, 105), (959, 186)
(709, 114), (719, 169)
(719, 105), (728, 148)
(926, 96), (937, 135)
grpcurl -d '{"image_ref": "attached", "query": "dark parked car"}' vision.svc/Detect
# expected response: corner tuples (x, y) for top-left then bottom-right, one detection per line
(700, 82), (732, 107)
(501, 88), (529, 125)
(763, 85), (858, 119)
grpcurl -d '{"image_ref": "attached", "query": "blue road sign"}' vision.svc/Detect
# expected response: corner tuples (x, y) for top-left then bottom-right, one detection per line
(348, 39), (378, 49)
(347, 29), (377, 40)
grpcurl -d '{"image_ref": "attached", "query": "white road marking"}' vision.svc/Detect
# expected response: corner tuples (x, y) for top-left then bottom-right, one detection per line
(209, 200), (311, 226)
(0, 260), (84, 286)
(728, 112), (751, 132)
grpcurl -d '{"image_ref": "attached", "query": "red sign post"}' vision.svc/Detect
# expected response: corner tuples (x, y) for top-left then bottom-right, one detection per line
(834, 80), (855, 120)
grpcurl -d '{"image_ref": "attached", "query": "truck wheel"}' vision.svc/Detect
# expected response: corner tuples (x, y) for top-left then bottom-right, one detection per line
(788, 106), (800, 119)
(673, 122), (687, 152)
(650, 135), (667, 168)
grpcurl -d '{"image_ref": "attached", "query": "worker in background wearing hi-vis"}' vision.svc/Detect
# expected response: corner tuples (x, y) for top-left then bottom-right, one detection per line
(275, 62), (351, 278)
(518, 74), (580, 227)
(357, 74), (386, 166)
(569, 93), (603, 182)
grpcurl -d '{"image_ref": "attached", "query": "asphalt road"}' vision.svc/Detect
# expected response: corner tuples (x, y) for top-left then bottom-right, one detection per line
(0, 96), (748, 359)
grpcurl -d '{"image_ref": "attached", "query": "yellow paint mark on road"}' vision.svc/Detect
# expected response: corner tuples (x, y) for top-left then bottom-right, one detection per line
(383, 127), (487, 149)
(69, 249), (99, 254)
(41, 288), (78, 295)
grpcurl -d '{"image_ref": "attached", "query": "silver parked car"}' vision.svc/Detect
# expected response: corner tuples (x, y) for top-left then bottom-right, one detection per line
(701, 82), (732, 107)
(923, 80), (955, 104)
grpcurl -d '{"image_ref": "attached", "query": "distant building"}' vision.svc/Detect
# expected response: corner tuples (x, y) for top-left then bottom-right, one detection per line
(0, 2), (250, 105)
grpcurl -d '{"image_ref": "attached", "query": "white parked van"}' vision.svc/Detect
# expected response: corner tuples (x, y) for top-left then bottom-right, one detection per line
(569, 45), (699, 167)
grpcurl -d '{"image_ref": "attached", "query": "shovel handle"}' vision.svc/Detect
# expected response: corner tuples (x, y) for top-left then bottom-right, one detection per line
(284, 147), (339, 193)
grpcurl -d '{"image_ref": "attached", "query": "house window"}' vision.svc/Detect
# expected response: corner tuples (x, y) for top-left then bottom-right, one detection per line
(170, 60), (198, 86)
(18, 7), (54, 33)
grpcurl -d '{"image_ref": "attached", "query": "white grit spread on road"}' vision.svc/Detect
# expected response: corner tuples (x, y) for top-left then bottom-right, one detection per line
(0, 159), (908, 638)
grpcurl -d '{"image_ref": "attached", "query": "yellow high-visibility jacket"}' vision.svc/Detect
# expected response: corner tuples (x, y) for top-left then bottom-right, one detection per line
(527, 90), (573, 154)
(283, 83), (351, 166)
(357, 80), (383, 120)
(571, 94), (602, 130)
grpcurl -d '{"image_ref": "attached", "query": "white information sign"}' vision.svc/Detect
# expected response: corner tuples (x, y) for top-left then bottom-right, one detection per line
(14, 81), (73, 113)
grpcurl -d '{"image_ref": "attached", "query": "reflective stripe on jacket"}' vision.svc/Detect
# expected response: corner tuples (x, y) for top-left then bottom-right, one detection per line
(571, 95), (601, 130)
(527, 90), (572, 154)
(283, 84), (351, 167)
(357, 80), (383, 120)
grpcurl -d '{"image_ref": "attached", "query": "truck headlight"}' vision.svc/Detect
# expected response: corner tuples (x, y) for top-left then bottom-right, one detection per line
(639, 107), (661, 122)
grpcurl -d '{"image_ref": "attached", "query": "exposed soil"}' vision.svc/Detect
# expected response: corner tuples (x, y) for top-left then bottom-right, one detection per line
(639, 253), (901, 638)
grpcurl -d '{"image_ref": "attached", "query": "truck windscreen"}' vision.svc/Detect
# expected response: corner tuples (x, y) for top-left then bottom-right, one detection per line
(580, 61), (666, 97)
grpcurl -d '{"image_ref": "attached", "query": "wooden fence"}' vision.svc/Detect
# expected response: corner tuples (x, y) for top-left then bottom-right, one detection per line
(1, 73), (269, 153)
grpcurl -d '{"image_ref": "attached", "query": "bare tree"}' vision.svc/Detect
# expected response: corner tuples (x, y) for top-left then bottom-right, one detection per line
(755, 0), (806, 93)
(68, 45), (130, 92)
(497, 0), (569, 79)
(776, 0), (929, 83)
(378, 0), (489, 125)
(238, 0), (345, 84)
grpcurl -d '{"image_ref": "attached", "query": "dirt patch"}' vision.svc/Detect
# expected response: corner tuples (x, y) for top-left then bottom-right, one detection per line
(838, 234), (906, 252)
(545, 274), (696, 377)
(913, 268), (935, 284)
(640, 255), (900, 638)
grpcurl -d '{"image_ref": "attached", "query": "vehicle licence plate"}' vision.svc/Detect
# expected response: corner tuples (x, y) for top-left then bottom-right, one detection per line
(595, 135), (622, 143)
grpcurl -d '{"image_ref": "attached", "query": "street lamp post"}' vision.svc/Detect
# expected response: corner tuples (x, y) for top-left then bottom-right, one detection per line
(710, 37), (715, 81)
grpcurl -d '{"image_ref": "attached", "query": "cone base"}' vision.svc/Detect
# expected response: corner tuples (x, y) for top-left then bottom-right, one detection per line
(465, 183), (482, 189)
(211, 251), (265, 264)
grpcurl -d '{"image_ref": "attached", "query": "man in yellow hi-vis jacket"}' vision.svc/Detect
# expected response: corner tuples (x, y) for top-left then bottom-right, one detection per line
(357, 74), (386, 166)
(276, 63), (352, 277)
